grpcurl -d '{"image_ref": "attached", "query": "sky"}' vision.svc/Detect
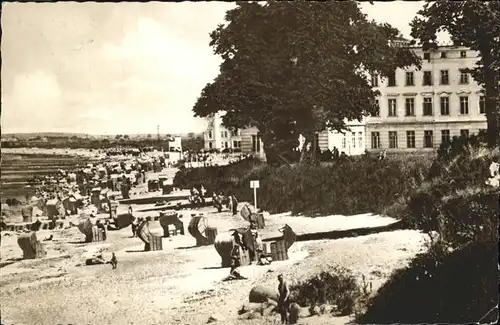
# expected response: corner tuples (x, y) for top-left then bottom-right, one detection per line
(1, 1), (447, 135)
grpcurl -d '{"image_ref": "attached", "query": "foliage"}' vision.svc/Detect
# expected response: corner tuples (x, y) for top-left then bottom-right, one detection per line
(290, 269), (364, 316)
(173, 158), (265, 196)
(194, 0), (420, 164)
(385, 136), (500, 248)
(410, 0), (500, 148)
(364, 136), (499, 323)
(181, 134), (205, 152)
(173, 153), (431, 216)
(356, 241), (499, 324)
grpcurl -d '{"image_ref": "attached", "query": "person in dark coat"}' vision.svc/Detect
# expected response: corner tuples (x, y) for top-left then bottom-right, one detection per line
(110, 252), (118, 269)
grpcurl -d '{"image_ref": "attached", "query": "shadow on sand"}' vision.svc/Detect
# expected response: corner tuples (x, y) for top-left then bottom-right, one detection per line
(201, 266), (225, 270)
(175, 245), (198, 250)
(263, 220), (409, 243)
(125, 249), (147, 253)
(0, 258), (23, 268)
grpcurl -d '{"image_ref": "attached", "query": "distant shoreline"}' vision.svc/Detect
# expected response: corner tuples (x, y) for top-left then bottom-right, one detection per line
(1, 147), (102, 158)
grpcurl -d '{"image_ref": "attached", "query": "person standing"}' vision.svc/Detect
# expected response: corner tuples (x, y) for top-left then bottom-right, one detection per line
(229, 193), (239, 216)
(278, 274), (290, 324)
(109, 252), (118, 269)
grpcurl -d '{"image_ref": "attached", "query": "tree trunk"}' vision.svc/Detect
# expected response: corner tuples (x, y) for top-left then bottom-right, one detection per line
(260, 133), (280, 166)
(311, 133), (317, 163)
(480, 48), (499, 148)
(299, 134), (311, 164)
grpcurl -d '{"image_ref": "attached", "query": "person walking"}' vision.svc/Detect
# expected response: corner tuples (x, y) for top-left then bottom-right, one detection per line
(278, 274), (290, 324)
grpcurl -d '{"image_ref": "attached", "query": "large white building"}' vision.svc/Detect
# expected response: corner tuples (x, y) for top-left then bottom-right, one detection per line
(203, 45), (486, 158)
(203, 112), (242, 151)
(366, 44), (486, 152)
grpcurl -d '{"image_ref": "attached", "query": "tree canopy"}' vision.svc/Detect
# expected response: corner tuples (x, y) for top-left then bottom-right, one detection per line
(193, 0), (420, 164)
(410, 0), (500, 148)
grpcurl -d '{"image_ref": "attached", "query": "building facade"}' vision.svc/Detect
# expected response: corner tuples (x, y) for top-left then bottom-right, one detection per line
(320, 118), (366, 156)
(240, 126), (266, 160)
(203, 113), (242, 151)
(365, 45), (487, 152)
(203, 46), (486, 158)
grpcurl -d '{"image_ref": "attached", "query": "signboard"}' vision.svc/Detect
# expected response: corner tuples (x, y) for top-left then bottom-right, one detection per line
(250, 180), (260, 189)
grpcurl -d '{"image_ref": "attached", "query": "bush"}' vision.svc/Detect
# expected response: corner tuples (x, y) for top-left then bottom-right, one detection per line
(357, 136), (499, 324)
(385, 143), (500, 248)
(173, 158), (266, 197)
(290, 268), (365, 316)
(173, 154), (431, 216)
(356, 241), (499, 324)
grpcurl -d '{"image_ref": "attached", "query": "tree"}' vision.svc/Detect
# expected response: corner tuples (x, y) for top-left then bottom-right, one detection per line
(123, 135), (130, 140)
(182, 135), (205, 152)
(410, 0), (500, 148)
(193, 0), (420, 165)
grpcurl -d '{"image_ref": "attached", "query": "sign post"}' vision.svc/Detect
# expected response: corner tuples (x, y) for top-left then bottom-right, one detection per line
(250, 180), (260, 211)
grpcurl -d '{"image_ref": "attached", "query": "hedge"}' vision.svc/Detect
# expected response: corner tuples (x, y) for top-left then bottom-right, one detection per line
(173, 154), (432, 217)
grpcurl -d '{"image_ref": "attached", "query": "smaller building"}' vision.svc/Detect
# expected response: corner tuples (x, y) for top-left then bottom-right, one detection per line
(240, 127), (266, 160)
(204, 113), (242, 151)
(167, 136), (182, 152)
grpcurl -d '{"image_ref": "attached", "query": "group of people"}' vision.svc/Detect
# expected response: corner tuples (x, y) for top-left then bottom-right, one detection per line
(212, 191), (239, 215)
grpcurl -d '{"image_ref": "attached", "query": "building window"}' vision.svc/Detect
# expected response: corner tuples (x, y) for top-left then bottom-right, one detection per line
(440, 97), (450, 115)
(208, 142), (213, 149)
(372, 99), (380, 117)
(388, 71), (396, 87)
(233, 140), (239, 148)
(405, 98), (415, 116)
(441, 130), (450, 144)
(459, 96), (469, 115)
(479, 96), (486, 114)
(358, 132), (363, 148)
(208, 131), (213, 139)
(231, 130), (238, 137)
(406, 131), (415, 148)
(424, 130), (433, 148)
(221, 131), (228, 138)
(459, 70), (469, 84)
(405, 72), (414, 86)
(440, 70), (449, 85)
(440, 52), (447, 58)
(389, 131), (398, 149)
(440, 130), (450, 144)
(423, 52), (431, 62)
(350, 133), (355, 148)
(460, 50), (467, 58)
(251, 135), (261, 152)
(423, 97), (433, 116)
(371, 132), (380, 149)
(388, 98), (397, 117)
(224, 142), (229, 149)
(371, 74), (379, 87)
(460, 129), (469, 138)
(342, 136), (346, 149)
(423, 71), (433, 86)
